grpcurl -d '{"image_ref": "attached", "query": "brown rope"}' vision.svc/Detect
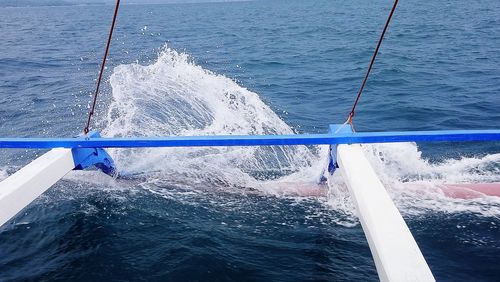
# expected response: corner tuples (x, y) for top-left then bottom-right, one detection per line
(347, 0), (399, 124)
(83, 0), (121, 134)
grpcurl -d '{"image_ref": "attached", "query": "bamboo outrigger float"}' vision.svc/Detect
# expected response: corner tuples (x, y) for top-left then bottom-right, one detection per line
(1, 125), (499, 281)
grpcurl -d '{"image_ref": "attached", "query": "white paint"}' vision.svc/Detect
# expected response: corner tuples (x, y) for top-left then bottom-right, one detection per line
(0, 142), (436, 281)
(0, 149), (75, 227)
(337, 144), (435, 282)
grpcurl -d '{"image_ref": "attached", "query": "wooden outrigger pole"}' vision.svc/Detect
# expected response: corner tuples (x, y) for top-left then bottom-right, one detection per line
(0, 129), (497, 149)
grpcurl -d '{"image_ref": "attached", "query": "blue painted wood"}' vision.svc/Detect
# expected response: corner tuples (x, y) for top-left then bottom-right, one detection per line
(0, 128), (498, 149)
(327, 124), (354, 175)
(71, 132), (116, 176)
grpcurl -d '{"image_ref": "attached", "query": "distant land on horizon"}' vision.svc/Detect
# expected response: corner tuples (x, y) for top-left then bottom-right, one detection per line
(0, 0), (251, 7)
(0, 0), (105, 7)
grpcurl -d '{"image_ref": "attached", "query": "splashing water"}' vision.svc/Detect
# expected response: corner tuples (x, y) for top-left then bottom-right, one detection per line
(0, 167), (8, 182)
(362, 143), (500, 217)
(98, 46), (499, 221)
(103, 46), (318, 189)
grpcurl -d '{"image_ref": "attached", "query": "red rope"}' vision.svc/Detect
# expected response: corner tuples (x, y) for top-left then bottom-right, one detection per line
(84, 0), (121, 134)
(347, 0), (399, 124)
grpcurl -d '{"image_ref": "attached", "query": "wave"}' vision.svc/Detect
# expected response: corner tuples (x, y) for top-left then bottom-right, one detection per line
(102, 46), (316, 186)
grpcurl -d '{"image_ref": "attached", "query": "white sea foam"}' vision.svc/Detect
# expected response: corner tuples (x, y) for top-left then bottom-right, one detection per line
(362, 143), (500, 217)
(0, 167), (8, 182)
(81, 45), (500, 223)
(102, 46), (315, 188)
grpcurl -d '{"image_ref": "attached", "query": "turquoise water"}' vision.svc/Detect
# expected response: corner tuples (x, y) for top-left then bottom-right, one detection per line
(0, 0), (499, 281)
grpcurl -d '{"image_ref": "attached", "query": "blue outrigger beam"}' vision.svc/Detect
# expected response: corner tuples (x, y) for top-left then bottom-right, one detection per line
(0, 126), (498, 149)
(1, 125), (498, 178)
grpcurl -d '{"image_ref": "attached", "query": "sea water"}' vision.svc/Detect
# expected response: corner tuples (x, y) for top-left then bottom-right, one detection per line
(0, 0), (499, 281)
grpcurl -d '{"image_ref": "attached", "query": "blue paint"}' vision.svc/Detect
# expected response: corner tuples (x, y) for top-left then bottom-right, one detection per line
(71, 132), (116, 176)
(0, 128), (498, 149)
(1, 1), (499, 281)
(327, 124), (354, 175)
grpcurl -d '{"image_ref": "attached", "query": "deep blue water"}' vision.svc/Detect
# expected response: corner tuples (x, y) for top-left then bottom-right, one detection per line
(0, 0), (499, 281)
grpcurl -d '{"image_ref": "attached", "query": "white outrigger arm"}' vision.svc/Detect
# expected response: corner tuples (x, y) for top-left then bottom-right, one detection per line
(1, 126), (499, 281)
(329, 125), (435, 281)
(0, 132), (115, 227)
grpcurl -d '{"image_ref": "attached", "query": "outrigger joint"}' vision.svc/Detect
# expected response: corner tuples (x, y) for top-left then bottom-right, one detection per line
(327, 124), (354, 175)
(72, 131), (116, 176)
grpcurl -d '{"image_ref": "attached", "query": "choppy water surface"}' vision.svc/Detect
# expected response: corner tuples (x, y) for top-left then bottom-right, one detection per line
(0, 0), (499, 281)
